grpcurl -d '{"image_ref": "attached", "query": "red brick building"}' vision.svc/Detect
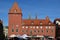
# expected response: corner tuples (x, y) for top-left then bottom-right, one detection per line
(8, 2), (56, 40)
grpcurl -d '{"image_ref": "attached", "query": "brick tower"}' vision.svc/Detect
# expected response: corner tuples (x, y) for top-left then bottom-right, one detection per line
(8, 2), (22, 36)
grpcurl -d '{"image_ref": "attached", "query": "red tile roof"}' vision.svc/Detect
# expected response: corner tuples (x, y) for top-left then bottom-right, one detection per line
(22, 19), (55, 26)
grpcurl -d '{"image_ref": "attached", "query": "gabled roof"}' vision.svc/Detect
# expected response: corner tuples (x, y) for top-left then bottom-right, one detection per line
(9, 2), (22, 13)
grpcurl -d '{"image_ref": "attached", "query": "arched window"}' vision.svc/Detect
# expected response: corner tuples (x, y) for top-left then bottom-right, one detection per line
(12, 29), (14, 32)
(12, 24), (14, 32)
(16, 29), (18, 32)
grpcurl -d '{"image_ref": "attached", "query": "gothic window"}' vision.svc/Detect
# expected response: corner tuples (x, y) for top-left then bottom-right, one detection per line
(16, 29), (18, 32)
(12, 24), (14, 32)
(12, 29), (14, 32)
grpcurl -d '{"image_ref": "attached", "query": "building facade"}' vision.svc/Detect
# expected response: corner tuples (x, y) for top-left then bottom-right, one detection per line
(8, 2), (56, 40)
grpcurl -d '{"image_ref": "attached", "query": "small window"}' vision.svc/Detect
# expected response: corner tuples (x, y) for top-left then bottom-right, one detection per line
(52, 27), (54, 29)
(49, 26), (51, 29)
(16, 29), (18, 32)
(52, 30), (53, 32)
(26, 26), (28, 28)
(22, 30), (24, 32)
(41, 30), (43, 32)
(16, 25), (19, 27)
(30, 26), (32, 28)
(14, 10), (17, 13)
(30, 30), (32, 34)
(38, 30), (39, 32)
(46, 30), (48, 32)
(46, 26), (48, 29)
(12, 29), (14, 32)
(33, 26), (35, 28)
(34, 30), (36, 32)
(26, 30), (28, 32)
(30, 30), (32, 35)
(40, 26), (42, 29)
(36, 26), (39, 29)
(22, 26), (24, 28)
(40, 23), (42, 25)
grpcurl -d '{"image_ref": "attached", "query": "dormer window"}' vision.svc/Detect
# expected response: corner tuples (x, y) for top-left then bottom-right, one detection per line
(14, 10), (17, 13)
(40, 23), (42, 25)
(32, 23), (34, 25)
(49, 23), (51, 25)
(31, 21), (34, 25)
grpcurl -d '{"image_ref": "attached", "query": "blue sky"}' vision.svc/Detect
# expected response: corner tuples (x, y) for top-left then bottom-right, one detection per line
(0, 0), (60, 26)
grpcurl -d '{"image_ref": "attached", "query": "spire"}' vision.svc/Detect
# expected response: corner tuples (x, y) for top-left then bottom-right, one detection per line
(46, 16), (50, 21)
(28, 13), (31, 19)
(35, 13), (38, 19)
(9, 2), (22, 13)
